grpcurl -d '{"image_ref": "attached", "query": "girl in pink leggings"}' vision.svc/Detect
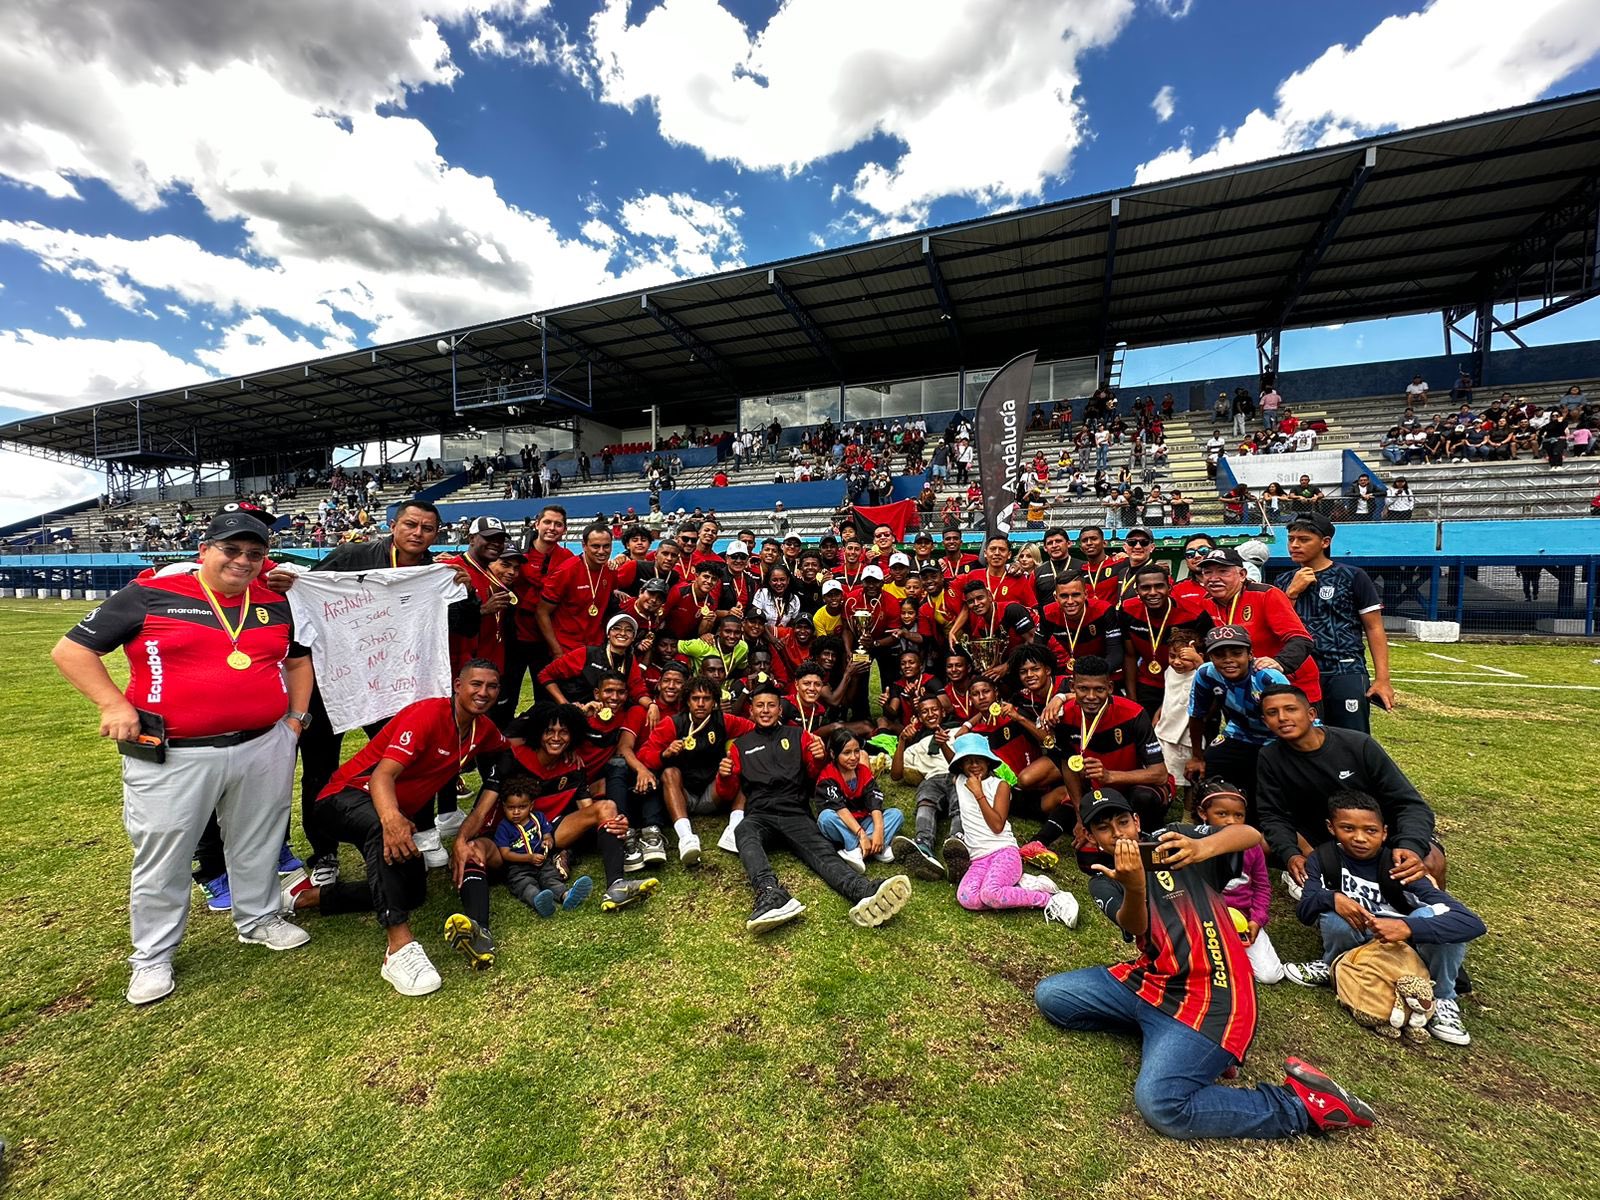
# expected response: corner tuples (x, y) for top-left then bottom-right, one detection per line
(947, 734), (1079, 929)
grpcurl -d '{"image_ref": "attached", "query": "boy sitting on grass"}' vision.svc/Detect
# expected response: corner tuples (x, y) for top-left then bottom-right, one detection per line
(1284, 790), (1484, 1046)
(488, 778), (593, 917)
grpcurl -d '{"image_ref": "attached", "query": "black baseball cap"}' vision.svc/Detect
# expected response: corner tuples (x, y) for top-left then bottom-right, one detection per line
(1081, 788), (1134, 827)
(467, 516), (508, 538)
(1287, 512), (1335, 537)
(1204, 625), (1252, 653)
(499, 548), (528, 564)
(203, 511), (272, 543)
(1197, 547), (1245, 569)
(641, 579), (671, 595)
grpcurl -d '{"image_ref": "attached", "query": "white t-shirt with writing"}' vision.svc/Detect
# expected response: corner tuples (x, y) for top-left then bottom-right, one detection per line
(955, 774), (1017, 860)
(284, 564), (465, 733)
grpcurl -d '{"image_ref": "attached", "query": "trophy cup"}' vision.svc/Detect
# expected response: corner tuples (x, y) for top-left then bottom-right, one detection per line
(963, 635), (1003, 675)
(851, 610), (872, 661)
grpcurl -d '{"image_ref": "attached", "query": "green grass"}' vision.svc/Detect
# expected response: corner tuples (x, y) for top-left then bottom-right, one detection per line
(2, 604), (1598, 1199)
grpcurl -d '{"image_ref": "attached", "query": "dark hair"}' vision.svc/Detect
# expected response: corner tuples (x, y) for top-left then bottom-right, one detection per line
(458, 657), (501, 678)
(511, 701), (585, 742)
(1006, 643), (1056, 691)
(622, 524), (652, 543)
(1043, 526), (1069, 541)
(793, 661), (825, 682)
(1327, 789), (1383, 820)
(657, 662), (688, 682)
(1183, 533), (1218, 550)
(1077, 525), (1104, 537)
(826, 727), (862, 761)
(1133, 562), (1169, 583)
(500, 776), (542, 803)
(538, 504), (567, 521)
(592, 668), (627, 692)
(686, 678), (721, 701)
(1071, 654), (1110, 680)
(1260, 683), (1310, 709)
(581, 522), (611, 543)
(1196, 778), (1247, 813)
(395, 498), (441, 522)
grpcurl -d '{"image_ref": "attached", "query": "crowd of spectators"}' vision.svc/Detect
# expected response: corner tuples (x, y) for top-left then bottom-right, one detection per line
(1379, 385), (1594, 469)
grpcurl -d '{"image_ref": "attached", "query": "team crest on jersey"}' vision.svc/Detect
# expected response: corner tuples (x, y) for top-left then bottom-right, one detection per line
(1242, 605), (1253, 621)
(256, 606), (269, 624)
(1155, 871), (1175, 893)
(1318, 585), (1335, 601)
(781, 737), (790, 750)
(557, 774), (570, 790)
(708, 731), (717, 744)
(1113, 727), (1123, 745)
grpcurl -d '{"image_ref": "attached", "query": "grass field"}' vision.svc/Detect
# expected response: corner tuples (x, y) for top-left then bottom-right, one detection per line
(2, 601), (1598, 1199)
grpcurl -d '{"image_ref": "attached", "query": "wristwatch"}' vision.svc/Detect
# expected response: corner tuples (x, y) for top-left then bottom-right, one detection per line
(286, 710), (312, 727)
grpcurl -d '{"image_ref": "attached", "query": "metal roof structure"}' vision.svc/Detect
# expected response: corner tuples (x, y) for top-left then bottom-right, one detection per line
(6, 87), (1599, 470)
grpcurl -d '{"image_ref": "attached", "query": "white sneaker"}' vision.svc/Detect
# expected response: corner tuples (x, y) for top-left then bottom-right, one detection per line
(1043, 891), (1080, 929)
(679, 832), (703, 868)
(1020, 873), (1060, 895)
(717, 822), (741, 854)
(1281, 870), (1304, 902)
(309, 856), (340, 888)
(848, 875), (912, 928)
(278, 868), (312, 915)
(1427, 998), (1471, 1046)
(380, 941), (442, 997)
(839, 846), (867, 874)
(873, 845), (895, 864)
(127, 963), (174, 1006)
(414, 827), (447, 869)
(237, 915), (311, 951)
(435, 809), (467, 839)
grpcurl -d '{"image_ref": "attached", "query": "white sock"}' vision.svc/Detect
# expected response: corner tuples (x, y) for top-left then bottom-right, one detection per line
(727, 809), (745, 829)
(674, 818), (693, 841)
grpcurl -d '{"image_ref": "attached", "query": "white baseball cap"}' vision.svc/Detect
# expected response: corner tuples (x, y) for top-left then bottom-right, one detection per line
(861, 565), (885, 581)
(821, 579), (843, 595)
(888, 552), (910, 567)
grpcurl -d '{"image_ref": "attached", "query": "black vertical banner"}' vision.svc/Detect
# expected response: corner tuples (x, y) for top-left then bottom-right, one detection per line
(973, 349), (1037, 540)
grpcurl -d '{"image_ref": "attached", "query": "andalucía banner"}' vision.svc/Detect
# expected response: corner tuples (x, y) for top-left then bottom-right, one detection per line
(973, 349), (1037, 540)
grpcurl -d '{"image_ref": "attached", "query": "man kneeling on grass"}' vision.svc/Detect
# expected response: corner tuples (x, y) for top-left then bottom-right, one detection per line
(718, 682), (913, 933)
(1034, 788), (1378, 1140)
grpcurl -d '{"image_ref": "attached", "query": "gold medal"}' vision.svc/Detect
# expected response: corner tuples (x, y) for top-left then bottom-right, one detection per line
(588, 603), (599, 616)
(700, 604), (713, 617)
(1067, 753), (1085, 772)
(1041, 734), (1056, 750)
(682, 735), (696, 750)
(226, 650), (251, 670)
(598, 707), (614, 722)
(755, 672), (769, 683)
(988, 702), (1002, 717)
(1066, 657), (1076, 672)
(1148, 660), (1163, 675)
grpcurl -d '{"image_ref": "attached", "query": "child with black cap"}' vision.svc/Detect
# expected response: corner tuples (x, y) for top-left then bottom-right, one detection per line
(1185, 624), (1290, 807)
(1034, 786), (1378, 1140)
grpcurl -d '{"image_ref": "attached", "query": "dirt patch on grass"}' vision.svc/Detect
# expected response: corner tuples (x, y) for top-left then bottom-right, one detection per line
(1396, 693), (1574, 724)
(37, 987), (93, 1019)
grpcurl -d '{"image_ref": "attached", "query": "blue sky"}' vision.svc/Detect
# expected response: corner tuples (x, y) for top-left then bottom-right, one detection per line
(2, 0), (1598, 520)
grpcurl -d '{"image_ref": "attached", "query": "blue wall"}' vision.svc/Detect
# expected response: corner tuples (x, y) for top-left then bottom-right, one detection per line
(434, 477), (848, 525)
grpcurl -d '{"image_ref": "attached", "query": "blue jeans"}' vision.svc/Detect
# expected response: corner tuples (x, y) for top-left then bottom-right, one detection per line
(1317, 912), (1466, 1001)
(817, 806), (904, 851)
(1034, 968), (1308, 1140)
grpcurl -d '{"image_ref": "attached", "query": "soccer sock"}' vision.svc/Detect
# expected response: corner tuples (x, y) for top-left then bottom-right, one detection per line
(1036, 818), (1067, 848)
(458, 867), (491, 928)
(598, 831), (627, 885)
(673, 817), (694, 842)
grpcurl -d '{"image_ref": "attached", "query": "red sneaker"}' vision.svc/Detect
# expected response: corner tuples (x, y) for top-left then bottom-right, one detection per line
(1018, 841), (1059, 870)
(1284, 1057), (1377, 1131)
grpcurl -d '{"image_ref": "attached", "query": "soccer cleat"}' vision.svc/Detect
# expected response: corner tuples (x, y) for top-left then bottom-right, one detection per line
(237, 916), (311, 951)
(679, 833), (703, 868)
(413, 827), (448, 870)
(435, 808), (467, 839)
(127, 964), (175, 1006)
(563, 876), (594, 910)
(623, 830), (645, 873)
(277, 843), (304, 874)
(600, 877), (658, 911)
(381, 941), (443, 997)
(746, 886), (806, 932)
(838, 846), (867, 875)
(1020, 872), (1060, 895)
(717, 822), (742, 854)
(532, 889), (558, 918)
(308, 855), (340, 888)
(942, 836), (972, 882)
(1018, 841), (1059, 870)
(1284, 1057), (1377, 1131)
(1043, 891), (1080, 929)
(278, 868), (312, 915)
(891, 836), (946, 881)
(200, 873), (231, 913)
(640, 826), (669, 866)
(1427, 998), (1471, 1046)
(1281, 870), (1304, 902)
(1284, 960), (1333, 988)
(443, 913), (496, 970)
(848, 875), (912, 928)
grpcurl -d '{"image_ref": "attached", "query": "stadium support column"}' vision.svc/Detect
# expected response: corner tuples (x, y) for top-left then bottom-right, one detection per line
(1097, 198), (1120, 387)
(1256, 329), (1281, 384)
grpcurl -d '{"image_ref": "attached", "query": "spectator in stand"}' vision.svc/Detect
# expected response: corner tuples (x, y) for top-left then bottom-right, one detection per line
(1168, 490), (1190, 526)
(1347, 474), (1377, 521)
(712, 469), (729, 488)
(1385, 478), (1415, 521)
(1450, 369), (1474, 404)
(1404, 374), (1430, 403)
(1261, 481), (1286, 522)
(1204, 432), (1225, 480)
(1290, 475), (1323, 515)
(1230, 390), (1247, 437)
(1212, 391), (1229, 424)
(1542, 406), (1570, 469)
(1259, 385), (1282, 432)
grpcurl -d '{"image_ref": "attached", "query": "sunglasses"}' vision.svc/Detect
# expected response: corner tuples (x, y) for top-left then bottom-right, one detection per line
(1182, 548), (1209, 557)
(212, 542), (267, 562)
(1125, 538), (1151, 547)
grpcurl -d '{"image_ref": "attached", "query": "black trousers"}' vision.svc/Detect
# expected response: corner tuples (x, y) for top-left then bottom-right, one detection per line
(1202, 739), (1264, 816)
(493, 635), (549, 730)
(309, 788), (428, 928)
(297, 686), (387, 861)
(1317, 670), (1371, 735)
(734, 804), (875, 903)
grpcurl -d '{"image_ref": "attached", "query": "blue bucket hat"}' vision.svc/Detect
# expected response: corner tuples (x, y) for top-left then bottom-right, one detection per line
(947, 732), (1001, 772)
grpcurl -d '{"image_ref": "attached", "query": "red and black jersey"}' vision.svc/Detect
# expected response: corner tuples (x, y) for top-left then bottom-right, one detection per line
(574, 708), (628, 780)
(1171, 578), (1208, 606)
(540, 556), (618, 655)
(1077, 555), (1126, 604)
(1053, 696), (1161, 772)
(511, 543), (574, 640)
(438, 552), (507, 673)
(664, 580), (723, 638)
(635, 710), (755, 783)
(1038, 597), (1120, 675)
(885, 671), (939, 720)
(943, 681), (976, 722)
(965, 713), (1039, 776)
(65, 573), (305, 739)
(1205, 582), (1322, 702)
(320, 698), (506, 816)
(537, 645), (649, 704)
(1090, 823), (1258, 1061)
(1012, 675), (1071, 728)
(1119, 594), (1213, 682)
(954, 566), (1037, 613)
(615, 556), (685, 597)
(482, 743), (586, 823)
(721, 724), (824, 814)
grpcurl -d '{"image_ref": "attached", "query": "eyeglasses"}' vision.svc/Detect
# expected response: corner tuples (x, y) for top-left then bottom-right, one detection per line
(1125, 538), (1151, 547)
(1182, 548), (1208, 558)
(211, 542), (266, 562)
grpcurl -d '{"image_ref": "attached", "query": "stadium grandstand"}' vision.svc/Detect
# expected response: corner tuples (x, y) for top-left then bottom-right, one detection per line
(4, 88), (1599, 636)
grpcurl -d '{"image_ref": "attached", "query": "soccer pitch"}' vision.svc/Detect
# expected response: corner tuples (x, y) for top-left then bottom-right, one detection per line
(1, 602), (1597, 1200)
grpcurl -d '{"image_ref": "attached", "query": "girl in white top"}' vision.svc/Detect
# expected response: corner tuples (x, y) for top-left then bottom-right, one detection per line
(948, 734), (1078, 927)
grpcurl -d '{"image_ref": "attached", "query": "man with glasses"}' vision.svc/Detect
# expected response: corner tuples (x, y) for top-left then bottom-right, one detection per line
(53, 510), (315, 1006)
(1110, 527), (1158, 605)
(1171, 534), (1218, 604)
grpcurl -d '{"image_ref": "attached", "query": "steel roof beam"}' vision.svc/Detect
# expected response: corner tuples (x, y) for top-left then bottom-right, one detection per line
(1097, 198), (1120, 357)
(768, 270), (845, 376)
(641, 295), (740, 395)
(921, 238), (963, 353)
(1269, 146), (1377, 333)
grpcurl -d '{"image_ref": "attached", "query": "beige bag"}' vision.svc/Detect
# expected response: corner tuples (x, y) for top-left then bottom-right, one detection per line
(1331, 940), (1436, 1043)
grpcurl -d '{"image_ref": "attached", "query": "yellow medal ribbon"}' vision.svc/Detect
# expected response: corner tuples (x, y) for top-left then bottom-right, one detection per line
(197, 574), (253, 670)
(1145, 601), (1175, 676)
(1069, 700), (1111, 774)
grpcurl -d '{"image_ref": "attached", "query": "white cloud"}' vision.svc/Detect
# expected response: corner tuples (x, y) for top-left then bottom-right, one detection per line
(0, 454), (105, 525)
(55, 306), (86, 329)
(1152, 0), (1193, 17)
(164, 304), (189, 319)
(193, 314), (357, 377)
(1135, 0), (1600, 183)
(1151, 84), (1176, 123)
(616, 192), (745, 276)
(0, 328), (202, 411)
(586, 0), (1135, 230)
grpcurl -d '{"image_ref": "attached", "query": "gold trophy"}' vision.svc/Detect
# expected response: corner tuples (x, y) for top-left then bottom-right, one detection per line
(851, 610), (872, 662)
(963, 635), (1003, 675)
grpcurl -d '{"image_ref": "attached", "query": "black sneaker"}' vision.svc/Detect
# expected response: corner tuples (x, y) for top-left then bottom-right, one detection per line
(942, 836), (972, 882)
(746, 886), (806, 932)
(892, 835), (947, 881)
(623, 830), (645, 873)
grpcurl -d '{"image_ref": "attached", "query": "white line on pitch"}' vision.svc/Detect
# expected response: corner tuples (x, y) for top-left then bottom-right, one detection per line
(1424, 652), (1468, 663)
(1393, 679), (1600, 691)
(1473, 664), (1527, 678)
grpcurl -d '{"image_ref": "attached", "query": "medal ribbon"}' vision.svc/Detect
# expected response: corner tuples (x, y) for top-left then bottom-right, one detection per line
(197, 575), (250, 653)
(1078, 700), (1110, 755)
(1145, 601), (1174, 663)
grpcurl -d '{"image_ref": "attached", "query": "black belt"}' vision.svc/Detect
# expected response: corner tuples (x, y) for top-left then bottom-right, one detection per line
(168, 725), (276, 749)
